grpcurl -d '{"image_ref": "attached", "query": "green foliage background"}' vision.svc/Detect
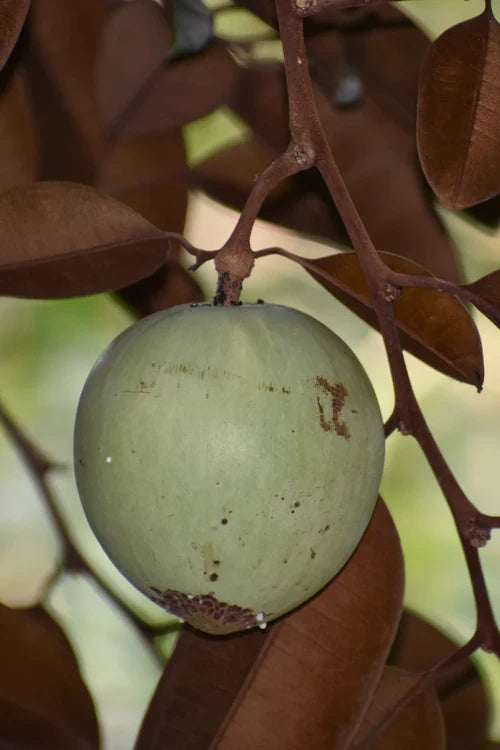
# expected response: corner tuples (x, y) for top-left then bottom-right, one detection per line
(0, 1), (499, 748)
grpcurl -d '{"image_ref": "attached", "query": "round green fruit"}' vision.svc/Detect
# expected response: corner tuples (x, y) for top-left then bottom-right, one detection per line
(74, 302), (384, 634)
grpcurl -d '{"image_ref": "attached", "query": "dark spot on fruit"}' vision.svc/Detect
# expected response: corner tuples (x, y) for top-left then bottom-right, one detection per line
(291, 510), (295, 514)
(282, 386), (291, 394)
(315, 377), (350, 440)
(294, 501), (301, 507)
(310, 548), (316, 559)
(214, 560), (220, 566)
(216, 482), (220, 486)
(149, 588), (258, 633)
(210, 573), (219, 582)
(221, 518), (228, 525)
(351, 409), (359, 414)
(283, 558), (288, 564)
(257, 298), (265, 304)
(291, 429), (295, 433)
(78, 458), (84, 466)
(319, 524), (331, 535)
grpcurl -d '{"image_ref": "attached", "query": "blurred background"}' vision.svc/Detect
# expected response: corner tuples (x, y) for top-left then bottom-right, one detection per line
(0, 1), (499, 748)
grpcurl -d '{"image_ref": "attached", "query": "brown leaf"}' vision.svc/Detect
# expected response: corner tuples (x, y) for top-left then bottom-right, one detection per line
(464, 194), (500, 229)
(117, 41), (239, 139)
(0, 0), (30, 71)
(390, 612), (490, 750)
(351, 666), (445, 750)
(0, 181), (170, 297)
(229, 63), (461, 281)
(465, 270), (500, 329)
(0, 64), (37, 192)
(117, 257), (205, 317)
(99, 131), (188, 230)
(0, 603), (99, 749)
(417, 9), (500, 210)
(96, 0), (173, 137)
(27, 0), (108, 180)
(343, 5), (430, 132)
(136, 499), (404, 749)
(305, 252), (484, 388)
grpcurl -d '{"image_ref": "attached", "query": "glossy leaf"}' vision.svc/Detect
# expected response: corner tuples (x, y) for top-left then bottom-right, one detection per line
(96, 0), (173, 137)
(0, 603), (99, 749)
(228, 63), (461, 280)
(0, 0), (30, 71)
(0, 182), (170, 298)
(417, 9), (500, 210)
(391, 612), (490, 750)
(304, 252), (484, 388)
(0, 66), (37, 192)
(351, 666), (444, 750)
(116, 41), (239, 138)
(136, 499), (404, 749)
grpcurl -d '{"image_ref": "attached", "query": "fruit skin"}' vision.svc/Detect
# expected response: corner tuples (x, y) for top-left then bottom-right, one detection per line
(74, 302), (385, 634)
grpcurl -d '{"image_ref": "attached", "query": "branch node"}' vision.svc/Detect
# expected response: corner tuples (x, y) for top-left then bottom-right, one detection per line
(383, 282), (401, 303)
(293, 0), (317, 17)
(398, 420), (411, 436)
(290, 141), (315, 168)
(466, 517), (491, 548)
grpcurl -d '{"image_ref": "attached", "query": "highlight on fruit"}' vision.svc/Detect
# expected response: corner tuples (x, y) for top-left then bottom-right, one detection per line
(73, 302), (385, 635)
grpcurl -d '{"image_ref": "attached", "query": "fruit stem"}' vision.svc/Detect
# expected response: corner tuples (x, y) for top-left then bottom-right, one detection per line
(214, 242), (255, 305)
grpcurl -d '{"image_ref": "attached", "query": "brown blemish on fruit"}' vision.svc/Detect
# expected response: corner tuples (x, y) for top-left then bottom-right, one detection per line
(315, 377), (350, 440)
(210, 573), (219, 582)
(149, 587), (259, 634)
(310, 548), (316, 559)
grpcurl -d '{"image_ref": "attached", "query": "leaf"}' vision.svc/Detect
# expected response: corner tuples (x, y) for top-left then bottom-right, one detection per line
(27, 0), (108, 180)
(417, 9), (500, 210)
(96, 0), (173, 137)
(0, 0), (30, 71)
(465, 270), (500, 329)
(117, 257), (205, 317)
(0, 181), (170, 298)
(116, 41), (239, 139)
(390, 612), (490, 750)
(351, 666), (445, 750)
(0, 65), (37, 192)
(136, 499), (404, 749)
(99, 131), (188, 229)
(0, 603), (99, 749)
(304, 252), (484, 388)
(342, 5), (430, 132)
(228, 63), (461, 281)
